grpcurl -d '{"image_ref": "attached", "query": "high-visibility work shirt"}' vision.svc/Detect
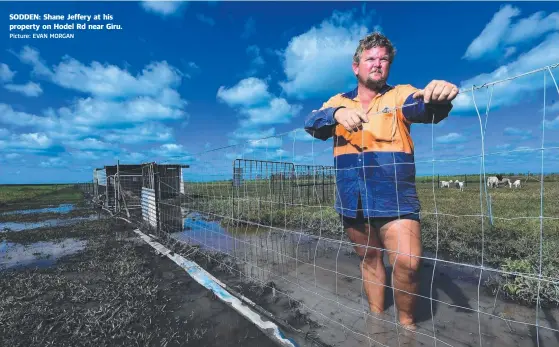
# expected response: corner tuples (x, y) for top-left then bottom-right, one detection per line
(304, 84), (452, 219)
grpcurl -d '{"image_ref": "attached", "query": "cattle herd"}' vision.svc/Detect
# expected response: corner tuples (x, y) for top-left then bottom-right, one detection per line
(439, 175), (522, 190)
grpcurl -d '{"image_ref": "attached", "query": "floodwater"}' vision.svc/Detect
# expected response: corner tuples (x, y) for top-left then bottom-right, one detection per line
(0, 215), (100, 232)
(169, 212), (559, 347)
(0, 238), (87, 270)
(1, 203), (75, 215)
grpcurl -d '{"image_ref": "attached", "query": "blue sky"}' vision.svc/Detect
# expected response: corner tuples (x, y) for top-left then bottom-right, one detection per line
(0, 1), (558, 183)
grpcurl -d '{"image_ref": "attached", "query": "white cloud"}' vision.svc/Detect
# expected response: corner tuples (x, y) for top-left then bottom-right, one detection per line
(4, 81), (43, 97)
(463, 5), (558, 61)
(63, 138), (112, 151)
(0, 103), (55, 128)
(435, 132), (467, 144)
(278, 9), (376, 100)
(39, 157), (67, 168)
(8, 47), (188, 130)
(69, 151), (102, 161)
(463, 5), (520, 61)
(0, 63), (15, 82)
(506, 11), (559, 45)
(1, 47), (193, 172)
(231, 127), (276, 141)
(151, 143), (194, 163)
(239, 97), (302, 127)
(0, 132), (56, 154)
(217, 77), (271, 107)
(102, 123), (174, 144)
(141, 1), (187, 16)
(16, 46), (51, 76)
(247, 45), (265, 67)
(118, 151), (147, 164)
(544, 115), (559, 130)
(49, 96), (185, 128)
(504, 127), (532, 139)
(248, 137), (283, 150)
(453, 32), (559, 113)
(288, 129), (316, 142)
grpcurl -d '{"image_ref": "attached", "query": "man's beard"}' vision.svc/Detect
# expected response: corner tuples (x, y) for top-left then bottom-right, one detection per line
(358, 72), (388, 91)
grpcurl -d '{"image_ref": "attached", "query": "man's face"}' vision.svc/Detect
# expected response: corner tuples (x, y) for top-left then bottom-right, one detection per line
(352, 46), (391, 91)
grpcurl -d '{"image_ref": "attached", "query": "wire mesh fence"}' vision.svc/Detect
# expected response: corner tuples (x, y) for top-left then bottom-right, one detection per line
(88, 63), (559, 347)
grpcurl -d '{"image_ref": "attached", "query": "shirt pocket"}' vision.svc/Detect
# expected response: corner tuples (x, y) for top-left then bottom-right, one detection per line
(364, 112), (400, 144)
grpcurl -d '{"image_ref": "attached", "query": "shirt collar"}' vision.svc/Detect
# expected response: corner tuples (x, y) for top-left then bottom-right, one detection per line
(341, 84), (394, 101)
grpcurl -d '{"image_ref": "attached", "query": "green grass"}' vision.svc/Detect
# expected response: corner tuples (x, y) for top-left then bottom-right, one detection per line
(0, 184), (84, 210)
(182, 178), (559, 307)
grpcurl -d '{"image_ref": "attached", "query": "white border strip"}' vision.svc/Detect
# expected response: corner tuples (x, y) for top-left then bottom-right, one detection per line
(132, 228), (298, 347)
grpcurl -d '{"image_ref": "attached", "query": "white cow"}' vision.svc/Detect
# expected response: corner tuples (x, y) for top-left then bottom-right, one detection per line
(440, 180), (450, 188)
(513, 179), (521, 188)
(456, 181), (464, 191)
(487, 176), (499, 188)
(501, 178), (512, 188)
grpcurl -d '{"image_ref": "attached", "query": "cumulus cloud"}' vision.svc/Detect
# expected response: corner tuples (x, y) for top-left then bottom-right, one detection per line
(8, 46), (188, 131)
(151, 143), (194, 162)
(4, 81), (43, 97)
(15, 47), (184, 100)
(435, 132), (467, 144)
(244, 45), (265, 75)
(50, 97), (185, 128)
(117, 151), (148, 164)
(544, 115), (559, 130)
(278, 9), (377, 100)
(102, 123), (174, 144)
(503, 127), (533, 140)
(141, 1), (188, 17)
(0, 63), (15, 82)
(217, 77), (271, 107)
(0, 46), (193, 172)
(0, 132), (61, 155)
(39, 157), (68, 168)
(453, 32), (559, 114)
(239, 98), (302, 127)
(463, 5), (558, 61)
(217, 77), (302, 130)
(288, 129), (316, 142)
(63, 138), (113, 151)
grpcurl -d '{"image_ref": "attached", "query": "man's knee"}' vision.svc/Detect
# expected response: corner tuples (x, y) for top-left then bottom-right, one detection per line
(392, 254), (421, 281)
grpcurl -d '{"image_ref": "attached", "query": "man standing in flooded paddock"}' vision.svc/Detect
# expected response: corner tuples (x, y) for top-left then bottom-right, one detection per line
(304, 32), (458, 331)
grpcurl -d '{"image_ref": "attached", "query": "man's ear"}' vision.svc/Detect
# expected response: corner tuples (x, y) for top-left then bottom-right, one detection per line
(352, 61), (359, 76)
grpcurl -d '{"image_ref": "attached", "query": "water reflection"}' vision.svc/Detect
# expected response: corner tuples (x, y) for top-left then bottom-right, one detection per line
(0, 238), (87, 270)
(1, 204), (75, 215)
(0, 215), (100, 232)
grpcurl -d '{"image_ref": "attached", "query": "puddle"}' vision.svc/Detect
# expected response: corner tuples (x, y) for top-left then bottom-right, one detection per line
(1, 203), (75, 215)
(0, 238), (87, 270)
(171, 215), (242, 252)
(170, 212), (313, 254)
(0, 215), (100, 232)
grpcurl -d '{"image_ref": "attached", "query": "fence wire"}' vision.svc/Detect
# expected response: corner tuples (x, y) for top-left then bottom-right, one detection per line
(88, 63), (559, 347)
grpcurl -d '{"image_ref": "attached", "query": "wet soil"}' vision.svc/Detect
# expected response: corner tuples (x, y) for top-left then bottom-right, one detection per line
(0, 200), (278, 347)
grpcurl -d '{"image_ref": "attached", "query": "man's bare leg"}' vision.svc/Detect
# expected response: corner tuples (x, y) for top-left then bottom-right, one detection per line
(345, 224), (385, 314)
(380, 219), (422, 328)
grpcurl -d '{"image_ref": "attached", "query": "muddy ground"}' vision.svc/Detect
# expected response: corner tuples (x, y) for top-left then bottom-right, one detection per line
(0, 196), (281, 346)
(164, 212), (559, 347)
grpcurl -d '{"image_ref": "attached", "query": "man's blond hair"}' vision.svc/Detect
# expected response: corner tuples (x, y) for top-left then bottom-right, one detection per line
(353, 32), (396, 64)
